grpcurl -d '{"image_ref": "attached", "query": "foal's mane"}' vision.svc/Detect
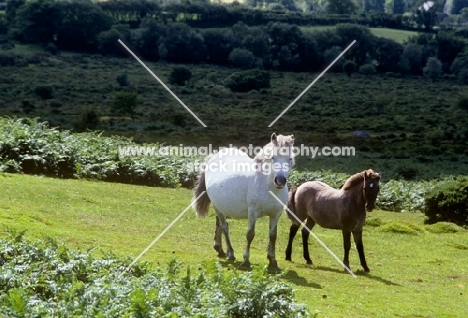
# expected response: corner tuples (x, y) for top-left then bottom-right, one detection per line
(254, 134), (295, 163)
(342, 169), (378, 190)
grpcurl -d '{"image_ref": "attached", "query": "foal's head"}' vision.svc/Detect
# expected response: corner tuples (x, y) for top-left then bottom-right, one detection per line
(363, 169), (380, 211)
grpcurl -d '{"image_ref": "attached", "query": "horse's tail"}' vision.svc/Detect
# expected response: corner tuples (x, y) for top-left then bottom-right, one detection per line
(286, 187), (299, 224)
(193, 170), (211, 218)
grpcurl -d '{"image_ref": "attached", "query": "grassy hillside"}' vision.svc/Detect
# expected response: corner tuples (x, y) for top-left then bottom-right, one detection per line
(1, 173), (467, 316)
(1, 46), (468, 179)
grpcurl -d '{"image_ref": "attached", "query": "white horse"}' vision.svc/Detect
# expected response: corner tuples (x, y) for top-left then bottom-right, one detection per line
(193, 133), (294, 269)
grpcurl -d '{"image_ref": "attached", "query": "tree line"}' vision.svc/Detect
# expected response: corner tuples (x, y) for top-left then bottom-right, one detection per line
(1, 0), (468, 81)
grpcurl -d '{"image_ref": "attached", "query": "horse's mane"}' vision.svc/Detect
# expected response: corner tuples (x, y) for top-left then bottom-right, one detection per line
(254, 134), (295, 163)
(342, 169), (379, 190)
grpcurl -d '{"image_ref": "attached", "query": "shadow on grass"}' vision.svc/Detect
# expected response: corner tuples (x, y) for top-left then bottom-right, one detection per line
(315, 265), (400, 286)
(217, 259), (322, 288)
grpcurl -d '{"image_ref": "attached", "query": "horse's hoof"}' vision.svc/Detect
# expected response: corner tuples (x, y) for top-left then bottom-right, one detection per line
(217, 252), (227, 258)
(306, 260), (313, 265)
(240, 261), (251, 269)
(268, 265), (281, 274)
(364, 267), (370, 273)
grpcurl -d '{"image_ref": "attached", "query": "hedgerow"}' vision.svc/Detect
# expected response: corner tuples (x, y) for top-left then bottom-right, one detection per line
(0, 230), (312, 317)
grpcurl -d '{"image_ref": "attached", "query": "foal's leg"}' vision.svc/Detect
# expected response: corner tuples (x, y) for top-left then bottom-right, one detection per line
(285, 223), (300, 262)
(301, 217), (315, 265)
(216, 210), (235, 261)
(213, 215), (226, 258)
(352, 230), (370, 272)
(342, 230), (352, 271)
(266, 212), (281, 270)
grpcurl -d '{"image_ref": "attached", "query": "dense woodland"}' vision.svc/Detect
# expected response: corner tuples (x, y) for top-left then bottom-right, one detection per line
(0, 0), (467, 77)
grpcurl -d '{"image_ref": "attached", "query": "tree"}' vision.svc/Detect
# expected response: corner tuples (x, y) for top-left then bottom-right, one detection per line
(202, 29), (234, 65)
(373, 37), (403, 73)
(110, 91), (141, 122)
(53, 0), (113, 51)
(343, 60), (357, 76)
(12, 0), (59, 43)
(400, 43), (423, 75)
(451, 0), (468, 14)
(130, 18), (164, 61)
(393, 0), (405, 13)
(223, 69), (270, 93)
(158, 23), (206, 63)
(228, 48), (258, 69)
(451, 51), (468, 84)
(327, 0), (357, 14)
(5, 0), (25, 24)
(423, 57), (442, 80)
(169, 67), (192, 86)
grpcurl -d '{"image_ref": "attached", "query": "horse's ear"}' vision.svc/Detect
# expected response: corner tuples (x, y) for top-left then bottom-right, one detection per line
(271, 133), (277, 144)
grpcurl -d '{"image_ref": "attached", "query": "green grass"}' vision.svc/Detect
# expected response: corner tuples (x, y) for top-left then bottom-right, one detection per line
(368, 27), (419, 44)
(1, 173), (467, 317)
(300, 26), (418, 43)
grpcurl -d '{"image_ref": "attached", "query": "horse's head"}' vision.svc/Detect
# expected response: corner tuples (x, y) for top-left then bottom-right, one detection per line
(363, 169), (380, 211)
(270, 132), (295, 189)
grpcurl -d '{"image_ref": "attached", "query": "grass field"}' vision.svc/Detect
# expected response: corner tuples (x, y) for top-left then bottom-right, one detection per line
(300, 26), (419, 43)
(1, 173), (467, 317)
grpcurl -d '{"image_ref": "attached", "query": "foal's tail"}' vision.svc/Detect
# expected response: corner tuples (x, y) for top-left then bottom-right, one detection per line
(286, 187), (299, 224)
(193, 170), (211, 218)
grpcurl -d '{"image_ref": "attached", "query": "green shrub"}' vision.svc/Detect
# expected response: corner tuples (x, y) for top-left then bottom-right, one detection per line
(343, 60), (357, 77)
(169, 66), (192, 86)
(116, 73), (129, 87)
(34, 85), (53, 100)
(457, 96), (468, 111)
(377, 221), (424, 235)
(423, 176), (468, 226)
(223, 69), (270, 93)
(425, 222), (465, 233)
(0, 231), (311, 317)
(0, 52), (15, 66)
(359, 63), (376, 75)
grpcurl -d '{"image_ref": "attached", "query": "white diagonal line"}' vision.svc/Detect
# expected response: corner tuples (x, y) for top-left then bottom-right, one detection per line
(268, 40), (356, 127)
(269, 191), (357, 278)
(118, 191), (207, 278)
(118, 39), (207, 127)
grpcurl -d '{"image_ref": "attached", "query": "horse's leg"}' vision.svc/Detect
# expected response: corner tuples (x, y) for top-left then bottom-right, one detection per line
(213, 215), (226, 258)
(342, 230), (352, 272)
(216, 210), (235, 261)
(301, 217), (315, 265)
(241, 211), (256, 269)
(285, 223), (300, 262)
(352, 230), (370, 273)
(267, 212), (281, 270)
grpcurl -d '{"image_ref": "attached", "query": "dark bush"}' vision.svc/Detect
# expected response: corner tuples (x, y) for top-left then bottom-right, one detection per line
(34, 85), (53, 100)
(72, 108), (101, 132)
(457, 96), (468, 111)
(116, 73), (129, 87)
(223, 69), (270, 92)
(0, 52), (15, 66)
(44, 43), (58, 55)
(169, 66), (192, 86)
(423, 177), (468, 226)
